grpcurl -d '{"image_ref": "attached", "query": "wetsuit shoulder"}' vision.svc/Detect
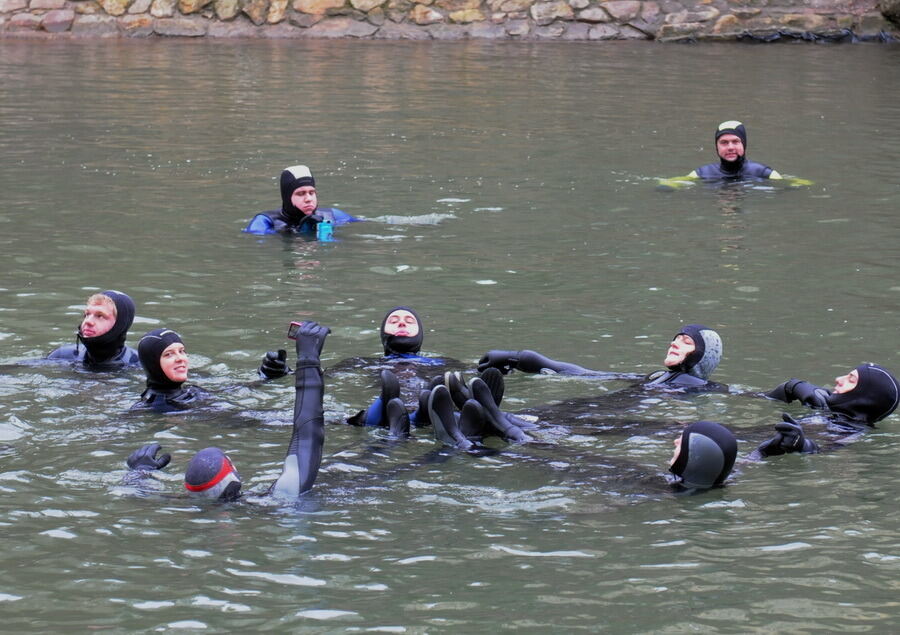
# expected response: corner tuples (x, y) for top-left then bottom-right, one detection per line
(243, 211), (279, 234)
(693, 163), (724, 179)
(47, 344), (82, 361)
(135, 385), (205, 413)
(741, 160), (774, 179)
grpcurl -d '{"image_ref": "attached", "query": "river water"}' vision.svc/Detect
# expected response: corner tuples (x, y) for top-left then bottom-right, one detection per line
(1, 39), (899, 631)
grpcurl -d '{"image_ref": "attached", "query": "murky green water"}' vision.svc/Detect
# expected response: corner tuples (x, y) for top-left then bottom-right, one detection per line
(1, 39), (900, 631)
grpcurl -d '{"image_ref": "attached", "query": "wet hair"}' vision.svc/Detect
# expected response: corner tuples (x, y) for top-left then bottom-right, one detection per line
(828, 363), (900, 425)
(669, 421), (737, 490)
(184, 447), (242, 501)
(85, 293), (117, 317)
(138, 328), (185, 391)
(669, 324), (723, 380)
(380, 306), (424, 356)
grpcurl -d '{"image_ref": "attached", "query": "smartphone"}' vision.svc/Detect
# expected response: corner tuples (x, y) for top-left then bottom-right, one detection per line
(287, 321), (303, 340)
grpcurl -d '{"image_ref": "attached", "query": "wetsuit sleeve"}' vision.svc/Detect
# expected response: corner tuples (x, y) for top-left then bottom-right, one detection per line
(330, 208), (361, 224)
(516, 350), (603, 375)
(765, 379), (829, 409)
(243, 214), (276, 234)
(270, 322), (329, 498)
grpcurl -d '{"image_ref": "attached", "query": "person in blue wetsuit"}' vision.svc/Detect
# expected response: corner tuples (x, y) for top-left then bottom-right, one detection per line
(753, 362), (900, 458)
(47, 290), (139, 370)
(688, 120), (782, 181)
(126, 322), (331, 500)
(243, 165), (360, 236)
(478, 323), (725, 392)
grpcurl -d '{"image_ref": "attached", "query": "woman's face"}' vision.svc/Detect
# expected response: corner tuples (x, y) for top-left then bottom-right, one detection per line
(833, 369), (859, 394)
(160, 342), (189, 383)
(664, 334), (695, 368)
(383, 310), (419, 337)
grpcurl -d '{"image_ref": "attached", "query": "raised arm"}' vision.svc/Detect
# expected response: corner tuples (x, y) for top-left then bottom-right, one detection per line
(270, 321), (330, 498)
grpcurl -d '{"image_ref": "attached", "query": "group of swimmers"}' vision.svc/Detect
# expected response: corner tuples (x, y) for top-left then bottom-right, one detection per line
(32, 118), (897, 502)
(40, 286), (900, 504)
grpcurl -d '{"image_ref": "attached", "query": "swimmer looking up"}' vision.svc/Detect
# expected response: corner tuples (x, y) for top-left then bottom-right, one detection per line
(478, 324), (724, 391)
(47, 290), (139, 369)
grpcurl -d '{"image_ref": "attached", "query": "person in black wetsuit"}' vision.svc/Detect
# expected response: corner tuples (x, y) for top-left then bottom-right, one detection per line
(259, 306), (458, 428)
(243, 165), (359, 236)
(46, 290), (139, 370)
(753, 362), (900, 458)
(687, 120), (782, 181)
(427, 382), (738, 494)
(131, 328), (205, 413)
(478, 323), (725, 392)
(126, 322), (331, 500)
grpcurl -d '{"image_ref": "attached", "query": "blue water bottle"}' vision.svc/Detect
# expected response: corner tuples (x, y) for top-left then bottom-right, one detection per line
(316, 219), (334, 241)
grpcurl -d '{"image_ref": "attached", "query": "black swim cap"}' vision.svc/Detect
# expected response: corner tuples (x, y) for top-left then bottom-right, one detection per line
(828, 363), (900, 425)
(715, 120), (747, 148)
(669, 324), (723, 381)
(78, 290), (136, 362)
(280, 165), (316, 221)
(138, 328), (185, 391)
(184, 447), (242, 501)
(669, 421), (737, 490)
(380, 306), (424, 356)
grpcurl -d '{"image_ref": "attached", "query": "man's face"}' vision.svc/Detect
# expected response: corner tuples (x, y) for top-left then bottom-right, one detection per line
(833, 369), (859, 394)
(716, 134), (745, 162)
(383, 310), (419, 337)
(80, 300), (116, 338)
(291, 186), (318, 215)
(664, 334), (696, 368)
(160, 342), (189, 383)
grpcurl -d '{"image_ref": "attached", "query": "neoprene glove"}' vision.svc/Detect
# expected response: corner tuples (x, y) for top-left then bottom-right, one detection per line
(259, 349), (292, 379)
(296, 321), (331, 365)
(477, 350), (519, 374)
(755, 413), (819, 457)
(127, 443), (172, 471)
(765, 379), (829, 408)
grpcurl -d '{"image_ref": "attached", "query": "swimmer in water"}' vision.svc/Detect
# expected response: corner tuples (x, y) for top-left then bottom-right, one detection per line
(427, 391), (738, 495)
(243, 165), (360, 236)
(687, 120), (782, 181)
(262, 306), (461, 428)
(47, 290), (139, 370)
(126, 321), (331, 500)
(478, 323), (725, 392)
(754, 363), (900, 457)
(132, 328), (204, 413)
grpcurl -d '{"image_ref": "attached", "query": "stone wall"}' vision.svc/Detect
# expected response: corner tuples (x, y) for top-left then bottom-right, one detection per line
(1, 0), (898, 40)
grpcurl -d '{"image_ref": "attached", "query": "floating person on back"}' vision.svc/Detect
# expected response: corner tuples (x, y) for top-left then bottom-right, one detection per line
(126, 322), (331, 500)
(46, 290), (139, 370)
(753, 362), (900, 458)
(478, 323), (725, 393)
(243, 165), (360, 237)
(260, 306), (463, 427)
